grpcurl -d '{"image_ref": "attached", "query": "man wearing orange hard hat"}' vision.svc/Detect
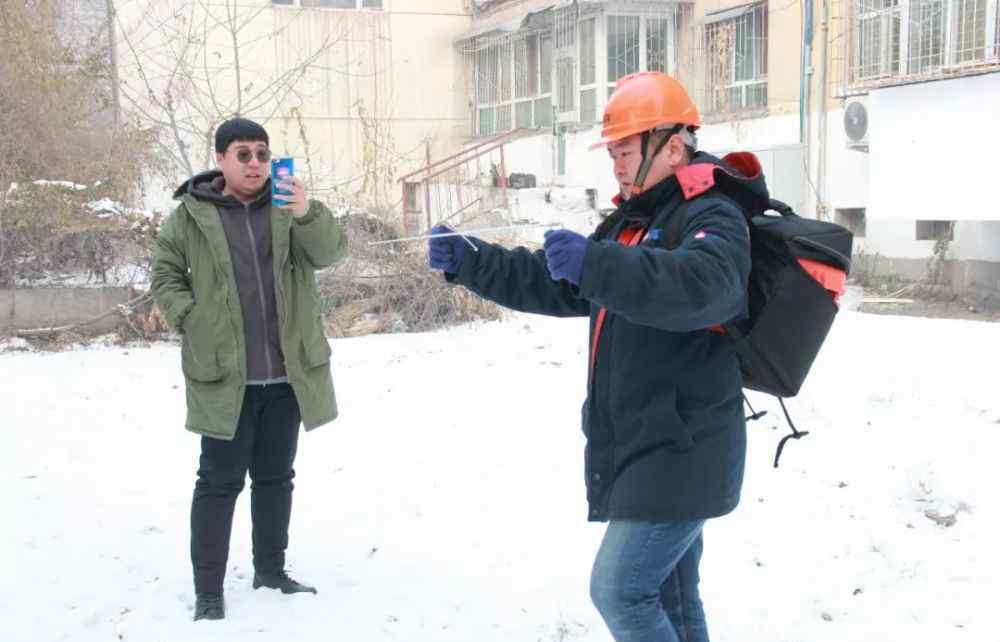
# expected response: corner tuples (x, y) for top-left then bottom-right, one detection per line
(429, 71), (763, 642)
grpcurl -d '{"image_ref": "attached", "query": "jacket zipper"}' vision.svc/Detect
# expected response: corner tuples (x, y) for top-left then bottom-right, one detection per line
(243, 204), (275, 378)
(276, 235), (290, 378)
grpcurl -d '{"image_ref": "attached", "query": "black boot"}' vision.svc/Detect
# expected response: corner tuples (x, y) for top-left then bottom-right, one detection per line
(193, 592), (225, 621)
(252, 570), (317, 594)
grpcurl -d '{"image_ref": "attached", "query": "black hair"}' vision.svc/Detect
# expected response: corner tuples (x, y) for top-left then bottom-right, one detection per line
(214, 117), (269, 154)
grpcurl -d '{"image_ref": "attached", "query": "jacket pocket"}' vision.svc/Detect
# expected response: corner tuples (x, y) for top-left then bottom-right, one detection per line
(301, 331), (332, 369)
(181, 304), (224, 383)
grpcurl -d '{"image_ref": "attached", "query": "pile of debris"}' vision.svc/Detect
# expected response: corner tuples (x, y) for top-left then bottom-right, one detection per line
(317, 212), (505, 337)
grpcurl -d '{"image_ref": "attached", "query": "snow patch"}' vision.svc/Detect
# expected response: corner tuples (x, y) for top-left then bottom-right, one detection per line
(0, 336), (31, 352)
(32, 179), (88, 191)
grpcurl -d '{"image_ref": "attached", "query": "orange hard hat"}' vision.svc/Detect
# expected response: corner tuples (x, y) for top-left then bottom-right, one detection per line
(590, 72), (701, 151)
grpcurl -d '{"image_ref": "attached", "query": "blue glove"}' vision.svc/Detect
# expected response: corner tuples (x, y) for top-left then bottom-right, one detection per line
(543, 229), (589, 286)
(428, 225), (467, 275)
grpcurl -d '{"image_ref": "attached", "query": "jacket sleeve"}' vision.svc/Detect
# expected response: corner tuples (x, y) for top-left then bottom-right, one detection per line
(150, 208), (195, 333)
(578, 198), (750, 332)
(290, 200), (348, 269)
(448, 238), (591, 317)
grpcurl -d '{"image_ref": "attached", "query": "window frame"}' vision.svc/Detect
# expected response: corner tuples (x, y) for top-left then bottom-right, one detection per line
(471, 31), (553, 137)
(606, 14), (641, 96)
(466, 6), (682, 135)
(703, 3), (769, 115)
(579, 17), (598, 124)
(835, 208), (868, 238)
(604, 12), (678, 96)
(846, 0), (1000, 90)
(915, 219), (955, 241)
(855, 0), (902, 80)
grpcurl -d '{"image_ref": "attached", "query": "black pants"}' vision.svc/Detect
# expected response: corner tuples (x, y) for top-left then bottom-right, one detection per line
(191, 383), (302, 594)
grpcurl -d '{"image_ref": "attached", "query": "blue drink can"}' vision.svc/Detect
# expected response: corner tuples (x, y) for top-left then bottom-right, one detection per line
(271, 156), (294, 205)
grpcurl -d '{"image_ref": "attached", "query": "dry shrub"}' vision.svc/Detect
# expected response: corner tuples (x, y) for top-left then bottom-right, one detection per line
(21, 329), (87, 352)
(0, 0), (157, 287)
(1, 182), (158, 286)
(318, 211), (505, 337)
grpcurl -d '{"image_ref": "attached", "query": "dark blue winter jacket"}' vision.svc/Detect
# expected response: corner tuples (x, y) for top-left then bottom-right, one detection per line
(449, 152), (755, 521)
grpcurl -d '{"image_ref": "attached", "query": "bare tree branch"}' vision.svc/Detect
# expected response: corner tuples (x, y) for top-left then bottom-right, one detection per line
(117, 0), (348, 180)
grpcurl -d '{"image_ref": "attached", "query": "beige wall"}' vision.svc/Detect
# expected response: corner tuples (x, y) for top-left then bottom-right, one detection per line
(116, 0), (471, 211)
(765, 0), (804, 116)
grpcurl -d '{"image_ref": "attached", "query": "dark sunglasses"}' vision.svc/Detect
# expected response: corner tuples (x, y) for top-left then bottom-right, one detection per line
(233, 148), (271, 164)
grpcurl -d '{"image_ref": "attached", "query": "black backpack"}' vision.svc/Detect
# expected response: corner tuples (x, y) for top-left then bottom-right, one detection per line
(662, 154), (855, 465)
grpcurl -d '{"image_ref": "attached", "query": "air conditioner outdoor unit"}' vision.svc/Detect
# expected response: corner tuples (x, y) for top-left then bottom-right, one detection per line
(844, 99), (869, 152)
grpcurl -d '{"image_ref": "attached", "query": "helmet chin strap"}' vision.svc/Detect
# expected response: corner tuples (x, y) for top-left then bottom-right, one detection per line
(629, 124), (683, 197)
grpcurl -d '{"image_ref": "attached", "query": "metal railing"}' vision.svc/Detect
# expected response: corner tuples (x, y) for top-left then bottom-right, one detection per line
(398, 129), (531, 235)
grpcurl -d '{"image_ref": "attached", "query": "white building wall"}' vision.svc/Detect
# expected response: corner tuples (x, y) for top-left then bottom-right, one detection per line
(863, 221), (938, 259)
(499, 91), (1000, 270)
(953, 222), (1000, 262)
(821, 72), (1000, 263)
(868, 73), (1000, 223)
(498, 126), (620, 207)
(500, 113), (807, 213)
(697, 113), (799, 153)
(823, 109), (870, 211)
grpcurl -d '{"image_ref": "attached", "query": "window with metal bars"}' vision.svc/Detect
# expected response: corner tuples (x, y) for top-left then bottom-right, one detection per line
(846, 0), (1000, 88)
(471, 32), (552, 136)
(474, 41), (507, 136)
(515, 35), (540, 128)
(607, 15), (641, 87)
(554, 5), (578, 116)
(856, 0), (901, 79)
(952, 0), (988, 63)
(537, 33), (554, 128)
(704, 3), (768, 114)
(995, 1), (1000, 55)
(555, 9), (576, 49)
(557, 58), (576, 112)
(647, 17), (672, 72)
(909, 0), (946, 74)
(515, 36), (540, 99)
(604, 13), (678, 98)
(466, 6), (681, 133)
(579, 18), (598, 123)
(995, 0), (1000, 55)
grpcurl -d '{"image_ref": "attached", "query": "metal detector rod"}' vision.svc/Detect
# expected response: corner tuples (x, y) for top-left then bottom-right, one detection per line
(367, 223), (561, 249)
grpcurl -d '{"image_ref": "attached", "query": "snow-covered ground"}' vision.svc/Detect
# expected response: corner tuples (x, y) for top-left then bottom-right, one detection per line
(434, 185), (602, 248)
(2, 309), (997, 642)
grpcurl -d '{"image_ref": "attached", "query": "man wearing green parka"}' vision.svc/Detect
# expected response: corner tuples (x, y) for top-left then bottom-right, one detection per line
(151, 118), (347, 622)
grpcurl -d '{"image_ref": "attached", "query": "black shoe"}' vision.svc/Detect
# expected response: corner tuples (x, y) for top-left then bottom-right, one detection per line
(193, 592), (225, 621)
(252, 570), (317, 594)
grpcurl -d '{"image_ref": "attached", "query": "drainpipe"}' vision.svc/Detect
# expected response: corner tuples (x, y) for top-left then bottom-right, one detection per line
(816, 0), (830, 220)
(800, 0), (813, 144)
(800, 0), (814, 209)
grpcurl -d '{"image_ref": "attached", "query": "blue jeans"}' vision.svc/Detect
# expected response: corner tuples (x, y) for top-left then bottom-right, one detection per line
(590, 520), (709, 642)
